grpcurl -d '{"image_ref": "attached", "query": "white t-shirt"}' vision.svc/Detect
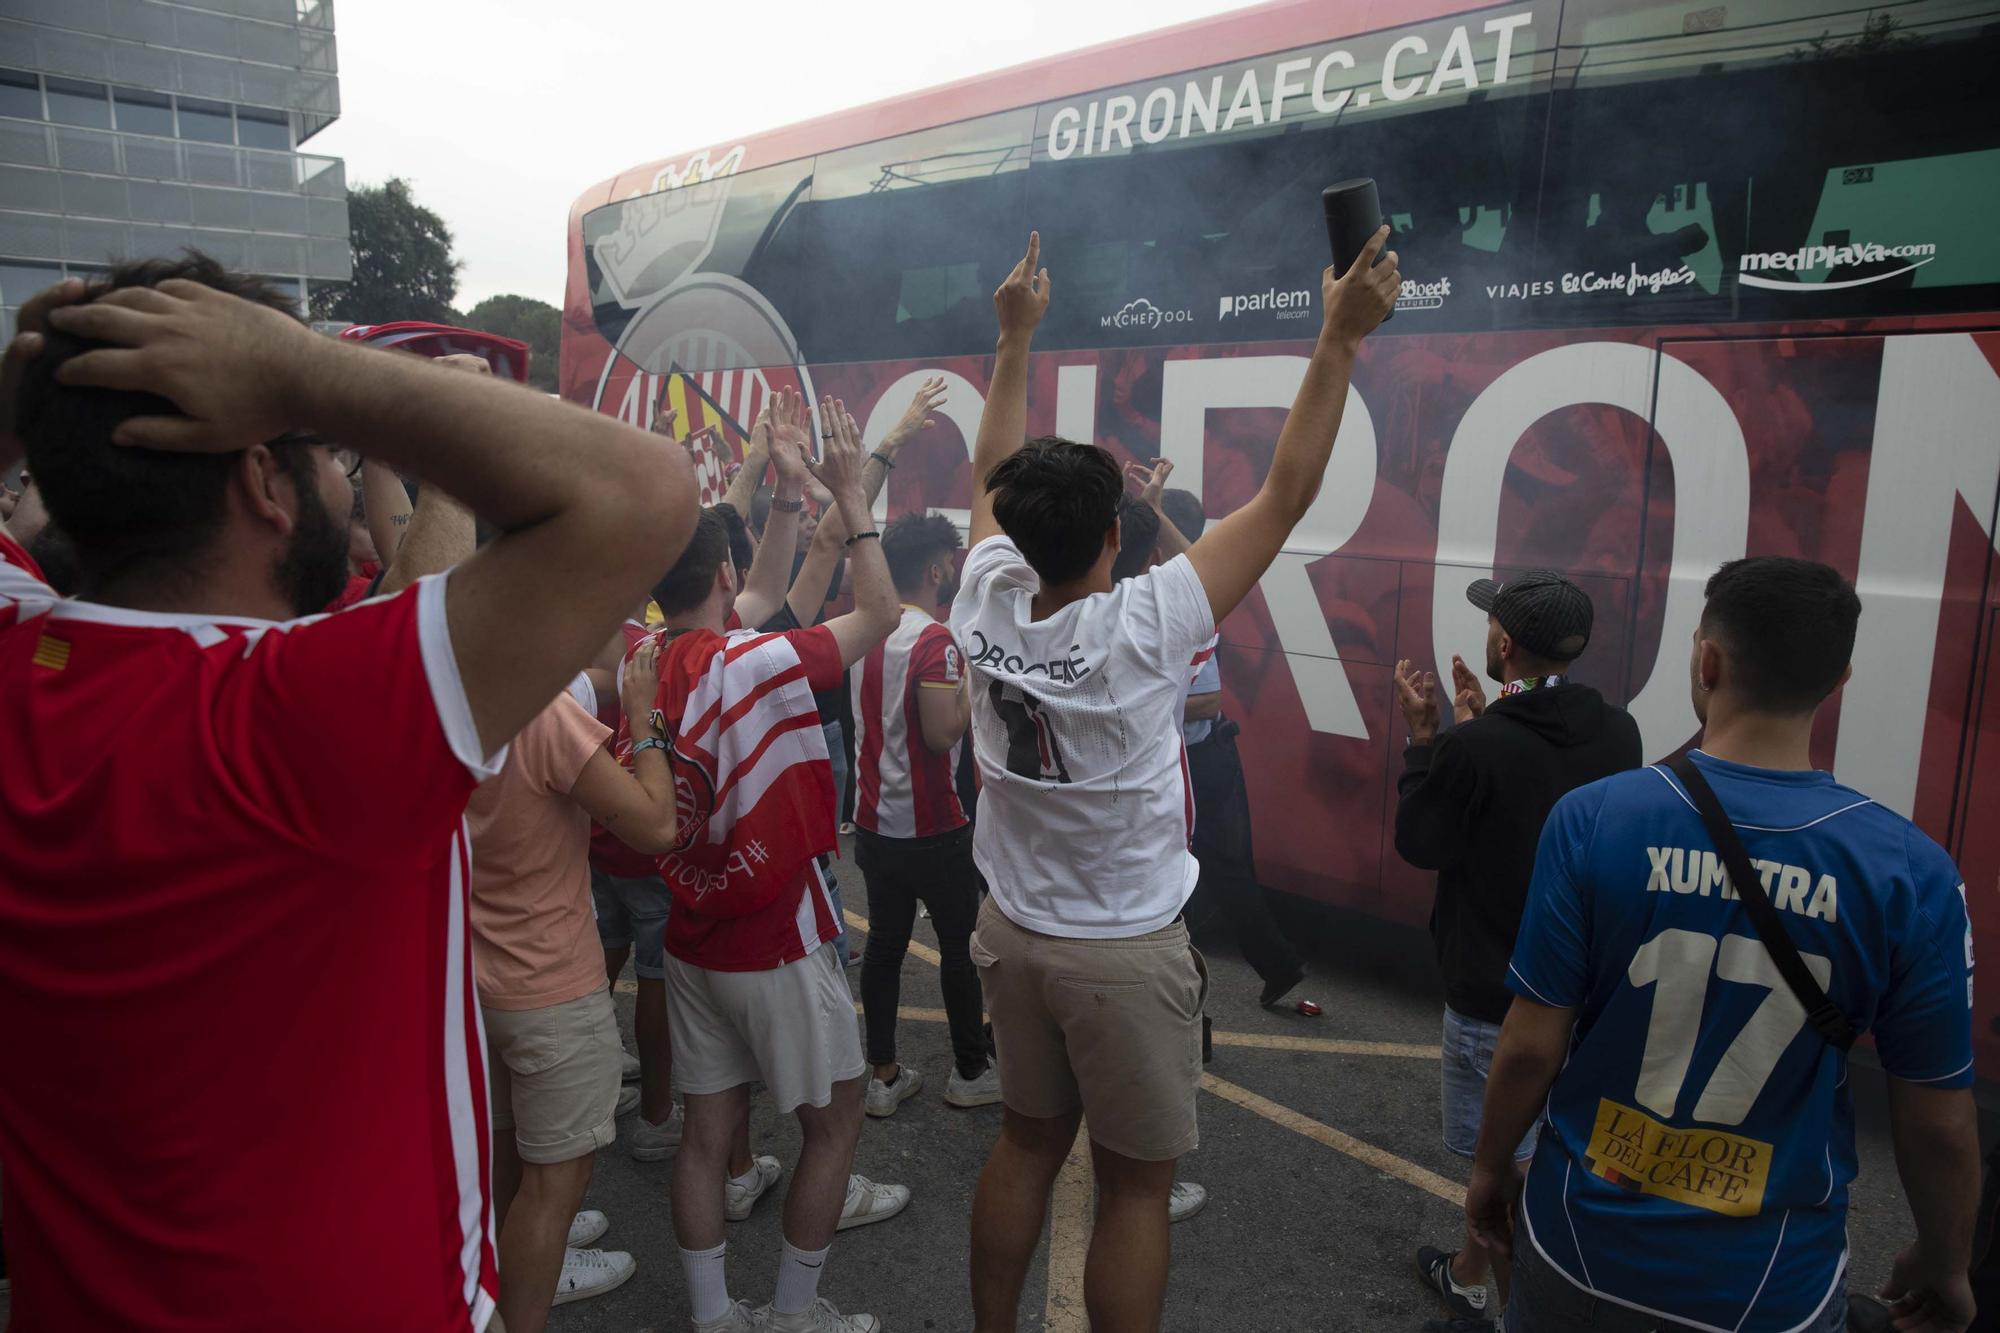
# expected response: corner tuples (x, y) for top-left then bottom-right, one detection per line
(949, 535), (1216, 938)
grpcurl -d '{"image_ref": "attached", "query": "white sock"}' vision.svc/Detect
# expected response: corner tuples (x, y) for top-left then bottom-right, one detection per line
(680, 1241), (729, 1324)
(730, 1163), (762, 1192)
(772, 1237), (829, 1316)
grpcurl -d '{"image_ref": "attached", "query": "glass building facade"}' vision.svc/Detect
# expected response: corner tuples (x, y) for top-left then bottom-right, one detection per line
(0, 0), (348, 336)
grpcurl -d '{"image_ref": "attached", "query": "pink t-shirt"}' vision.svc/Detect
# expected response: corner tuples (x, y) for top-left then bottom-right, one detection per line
(466, 693), (612, 1010)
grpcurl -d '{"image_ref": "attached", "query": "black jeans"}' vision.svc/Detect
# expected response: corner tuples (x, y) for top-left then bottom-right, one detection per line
(1186, 721), (1303, 986)
(855, 824), (988, 1079)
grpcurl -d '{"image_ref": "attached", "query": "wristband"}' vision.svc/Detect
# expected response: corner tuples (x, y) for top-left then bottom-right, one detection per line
(846, 530), (881, 546)
(632, 736), (667, 756)
(869, 450), (897, 469)
(770, 495), (805, 513)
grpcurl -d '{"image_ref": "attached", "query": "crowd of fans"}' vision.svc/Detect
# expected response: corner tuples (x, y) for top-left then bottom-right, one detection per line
(0, 226), (1983, 1333)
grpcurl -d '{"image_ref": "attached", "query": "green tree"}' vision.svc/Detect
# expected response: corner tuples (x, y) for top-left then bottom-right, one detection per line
(310, 177), (461, 325)
(464, 293), (561, 393)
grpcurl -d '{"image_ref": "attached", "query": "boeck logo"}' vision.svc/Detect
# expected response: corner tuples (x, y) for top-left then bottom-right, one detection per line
(1102, 298), (1193, 330)
(1738, 240), (1937, 291)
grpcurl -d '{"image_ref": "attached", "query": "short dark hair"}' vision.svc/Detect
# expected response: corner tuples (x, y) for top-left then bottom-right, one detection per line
(882, 511), (961, 593)
(15, 253), (316, 589)
(1111, 496), (1159, 583)
(712, 501), (753, 577)
(652, 506), (731, 615)
(987, 436), (1120, 585)
(1159, 488), (1206, 542)
(1701, 557), (1860, 714)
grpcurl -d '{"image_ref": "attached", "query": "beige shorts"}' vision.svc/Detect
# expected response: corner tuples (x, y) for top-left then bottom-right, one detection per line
(969, 896), (1209, 1162)
(483, 984), (622, 1165)
(664, 945), (866, 1114)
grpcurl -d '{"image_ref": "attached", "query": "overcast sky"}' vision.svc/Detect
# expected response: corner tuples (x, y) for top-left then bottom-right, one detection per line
(309, 0), (1265, 312)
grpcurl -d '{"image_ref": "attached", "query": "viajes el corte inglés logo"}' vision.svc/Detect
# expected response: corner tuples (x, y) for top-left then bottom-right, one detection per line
(1737, 240), (1937, 291)
(1102, 298), (1193, 330)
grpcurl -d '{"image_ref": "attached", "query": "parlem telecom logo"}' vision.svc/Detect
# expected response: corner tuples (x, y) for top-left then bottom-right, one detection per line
(1737, 240), (1937, 291)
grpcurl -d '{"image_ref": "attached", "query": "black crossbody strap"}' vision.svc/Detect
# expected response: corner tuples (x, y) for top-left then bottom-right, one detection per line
(1666, 754), (1856, 1052)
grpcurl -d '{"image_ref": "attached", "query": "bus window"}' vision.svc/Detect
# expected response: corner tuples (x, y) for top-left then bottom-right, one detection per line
(1534, 0), (2000, 327)
(580, 158), (813, 368)
(1025, 2), (1557, 347)
(794, 110), (1035, 364)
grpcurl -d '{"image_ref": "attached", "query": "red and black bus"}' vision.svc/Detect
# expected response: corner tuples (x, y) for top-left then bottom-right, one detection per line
(563, 0), (2000, 1068)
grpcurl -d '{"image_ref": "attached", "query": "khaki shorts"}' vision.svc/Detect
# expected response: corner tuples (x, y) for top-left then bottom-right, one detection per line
(969, 896), (1209, 1162)
(483, 984), (621, 1165)
(664, 945), (866, 1114)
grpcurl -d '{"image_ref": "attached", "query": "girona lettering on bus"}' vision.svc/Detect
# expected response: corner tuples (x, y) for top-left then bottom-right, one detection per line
(1044, 12), (1533, 160)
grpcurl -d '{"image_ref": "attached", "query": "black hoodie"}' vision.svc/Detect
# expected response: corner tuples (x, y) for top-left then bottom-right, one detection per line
(1394, 682), (1642, 1024)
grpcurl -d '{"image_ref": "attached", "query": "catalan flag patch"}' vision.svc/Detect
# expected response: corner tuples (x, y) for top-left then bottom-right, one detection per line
(31, 634), (70, 671)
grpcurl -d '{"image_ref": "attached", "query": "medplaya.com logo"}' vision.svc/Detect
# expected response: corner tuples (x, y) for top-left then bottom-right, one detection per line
(1737, 240), (1937, 291)
(1103, 297), (1193, 330)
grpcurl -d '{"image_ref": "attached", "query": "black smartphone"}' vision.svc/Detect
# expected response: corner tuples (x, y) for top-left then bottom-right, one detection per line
(1322, 177), (1393, 322)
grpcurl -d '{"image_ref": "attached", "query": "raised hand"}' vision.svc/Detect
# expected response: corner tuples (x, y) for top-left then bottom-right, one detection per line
(648, 405), (679, 439)
(1125, 457), (1173, 510)
(1393, 658), (1441, 746)
(883, 376), (948, 451)
(1321, 225), (1400, 351)
(1451, 654), (1488, 724)
(994, 231), (1051, 341)
(766, 388), (811, 489)
(46, 278), (323, 451)
(809, 397), (865, 501)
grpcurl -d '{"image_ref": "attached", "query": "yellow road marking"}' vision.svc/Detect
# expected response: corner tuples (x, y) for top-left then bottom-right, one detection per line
(1200, 1072), (1466, 1206)
(1210, 1030), (1440, 1059)
(1044, 1120), (1093, 1333)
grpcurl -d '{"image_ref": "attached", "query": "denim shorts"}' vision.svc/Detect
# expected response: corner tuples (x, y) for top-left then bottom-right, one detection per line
(590, 868), (669, 980)
(1441, 1006), (1540, 1160)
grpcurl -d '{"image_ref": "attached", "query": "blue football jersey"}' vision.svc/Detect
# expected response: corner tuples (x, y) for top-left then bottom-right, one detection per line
(1509, 751), (1973, 1333)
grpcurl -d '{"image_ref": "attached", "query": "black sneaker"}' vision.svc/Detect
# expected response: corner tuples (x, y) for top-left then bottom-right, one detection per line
(1259, 966), (1306, 1009)
(1418, 1245), (1490, 1321)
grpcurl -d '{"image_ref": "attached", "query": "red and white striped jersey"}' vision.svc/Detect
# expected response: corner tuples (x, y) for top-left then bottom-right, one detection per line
(0, 532), (501, 1331)
(853, 606), (966, 839)
(646, 624), (846, 972)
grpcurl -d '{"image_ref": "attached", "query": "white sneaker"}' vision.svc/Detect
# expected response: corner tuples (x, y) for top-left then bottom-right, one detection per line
(628, 1102), (685, 1162)
(864, 1066), (923, 1118)
(616, 1084), (640, 1118)
(552, 1246), (635, 1305)
(566, 1209), (609, 1248)
(692, 1299), (762, 1332)
(1168, 1180), (1207, 1224)
(621, 1048), (642, 1084)
(762, 1296), (882, 1332)
(836, 1173), (910, 1232)
(725, 1154), (784, 1221)
(944, 1061), (1002, 1109)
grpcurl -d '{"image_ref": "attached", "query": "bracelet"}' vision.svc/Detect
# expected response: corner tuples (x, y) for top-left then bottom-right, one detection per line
(632, 736), (667, 756)
(846, 530), (881, 546)
(869, 450), (897, 469)
(770, 495), (805, 513)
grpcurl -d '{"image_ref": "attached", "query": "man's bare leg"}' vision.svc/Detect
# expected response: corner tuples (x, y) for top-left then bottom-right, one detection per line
(1084, 1143), (1176, 1333)
(635, 974), (674, 1122)
(971, 1106), (1083, 1332)
(784, 1077), (866, 1248)
(497, 1154), (594, 1333)
(731, 1107), (755, 1179)
(674, 1085), (752, 1250)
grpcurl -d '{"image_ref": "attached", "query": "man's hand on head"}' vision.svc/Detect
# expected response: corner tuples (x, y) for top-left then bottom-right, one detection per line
(45, 278), (323, 452)
(0, 278), (87, 473)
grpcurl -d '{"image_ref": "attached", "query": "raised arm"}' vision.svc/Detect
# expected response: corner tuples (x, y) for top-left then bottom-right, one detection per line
(1126, 458), (1189, 558)
(917, 675), (971, 753)
(376, 481), (475, 598)
(720, 403), (768, 519)
(732, 390), (806, 629)
(361, 460), (413, 566)
(49, 279), (698, 757)
(784, 390), (913, 625)
(567, 639), (680, 854)
(1183, 229), (1398, 625)
(812, 398), (900, 667)
(968, 233), (1051, 549)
